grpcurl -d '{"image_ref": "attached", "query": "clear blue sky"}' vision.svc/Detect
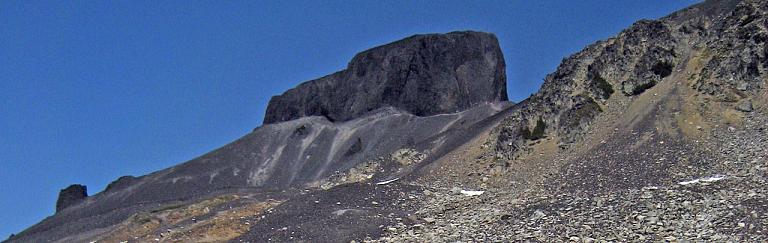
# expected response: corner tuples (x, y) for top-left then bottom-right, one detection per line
(0, 0), (699, 238)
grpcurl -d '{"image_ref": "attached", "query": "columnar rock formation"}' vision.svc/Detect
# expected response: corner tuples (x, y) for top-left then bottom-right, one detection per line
(263, 31), (508, 124)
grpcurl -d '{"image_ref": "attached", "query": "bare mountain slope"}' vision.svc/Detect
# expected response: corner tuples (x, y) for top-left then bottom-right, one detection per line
(7, 0), (768, 242)
(7, 32), (513, 243)
(380, 0), (768, 241)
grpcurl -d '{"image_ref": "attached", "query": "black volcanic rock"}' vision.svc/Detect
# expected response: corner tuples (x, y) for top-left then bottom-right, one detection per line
(263, 31), (508, 124)
(55, 184), (87, 213)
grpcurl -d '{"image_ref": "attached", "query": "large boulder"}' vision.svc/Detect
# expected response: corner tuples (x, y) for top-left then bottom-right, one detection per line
(263, 31), (508, 124)
(55, 184), (87, 213)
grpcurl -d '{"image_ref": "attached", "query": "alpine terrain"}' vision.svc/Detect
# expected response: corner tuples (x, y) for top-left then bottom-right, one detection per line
(7, 0), (768, 242)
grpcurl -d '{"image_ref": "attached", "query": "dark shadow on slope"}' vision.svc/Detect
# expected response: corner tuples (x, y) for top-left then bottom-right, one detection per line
(235, 182), (421, 242)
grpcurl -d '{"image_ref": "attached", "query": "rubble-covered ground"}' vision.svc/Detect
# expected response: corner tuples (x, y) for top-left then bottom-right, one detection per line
(375, 111), (767, 242)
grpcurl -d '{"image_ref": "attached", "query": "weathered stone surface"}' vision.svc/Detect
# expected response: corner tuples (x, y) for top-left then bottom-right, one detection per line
(695, 0), (767, 96)
(263, 31), (507, 124)
(737, 99), (754, 112)
(55, 184), (87, 213)
(494, 0), (767, 156)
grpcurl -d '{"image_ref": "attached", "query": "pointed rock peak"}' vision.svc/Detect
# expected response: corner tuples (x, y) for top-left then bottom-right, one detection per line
(263, 31), (508, 124)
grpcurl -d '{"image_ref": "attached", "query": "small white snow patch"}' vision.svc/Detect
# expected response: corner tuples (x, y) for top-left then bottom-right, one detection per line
(678, 175), (726, 185)
(376, 178), (399, 185)
(700, 175), (726, 182)
(678, 179), (699, 185)
(460, 190), (485, 196)
(331, 209), (350, 216)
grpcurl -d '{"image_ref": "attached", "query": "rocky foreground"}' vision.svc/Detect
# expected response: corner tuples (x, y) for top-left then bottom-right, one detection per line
(376, 113), (767, 242)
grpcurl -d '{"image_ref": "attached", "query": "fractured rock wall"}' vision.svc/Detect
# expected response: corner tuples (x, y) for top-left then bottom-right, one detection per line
(263, 31), (508, 124)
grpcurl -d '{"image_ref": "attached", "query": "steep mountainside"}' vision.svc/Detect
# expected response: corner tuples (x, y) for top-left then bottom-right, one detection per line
(8, 0), (768, 242)
(384, 0), (768, 241)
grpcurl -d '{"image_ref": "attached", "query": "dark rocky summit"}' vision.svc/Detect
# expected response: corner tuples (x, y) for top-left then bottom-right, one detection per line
(55, 184), (87, 213)
(263, 31), (508, 124)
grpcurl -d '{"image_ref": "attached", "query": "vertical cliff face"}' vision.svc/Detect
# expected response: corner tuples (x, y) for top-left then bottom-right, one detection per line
(55, 184), (87, 213)
(263, 31), (508, 124)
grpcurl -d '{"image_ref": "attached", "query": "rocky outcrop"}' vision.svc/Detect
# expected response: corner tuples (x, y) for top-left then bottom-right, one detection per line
(603, 20), (679, 96)
(694, 0), (767, 100)
(493, 18), (683, 154)
(494, 0), (767, 156)
(55, 184), (87, 213)
(263, 31), (508, 124)
(737, 99), (754, 112)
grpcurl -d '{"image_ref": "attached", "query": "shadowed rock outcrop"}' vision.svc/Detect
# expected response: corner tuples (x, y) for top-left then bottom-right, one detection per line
(263, 31), (508, 124)
(55, 184), (87, 213)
